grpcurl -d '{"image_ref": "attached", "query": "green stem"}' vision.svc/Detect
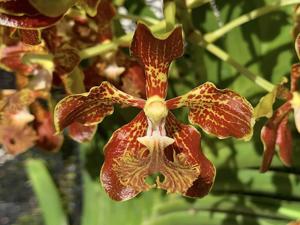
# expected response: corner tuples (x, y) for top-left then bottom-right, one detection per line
(189, 31), (275, 92)
(115, 13), (159, 25)
(79, 21), (167, 59)
(204, 0), (300, 43)
(22, 53), (54, 71)
(79, 41), (118, 60)
(206, 43), (275, 92)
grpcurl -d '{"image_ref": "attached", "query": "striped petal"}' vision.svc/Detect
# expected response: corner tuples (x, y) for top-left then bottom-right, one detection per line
(260, 102), (292, 172)
(165, 113), (215, 198)
(167, 82), (254, 140)
(130, 23), (183, 99)
(100, 111), (148, 201)
(54, 81), (145, 132)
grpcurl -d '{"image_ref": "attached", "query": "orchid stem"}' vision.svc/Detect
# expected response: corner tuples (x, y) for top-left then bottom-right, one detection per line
(205, 43), (275, 92)
(204, 0), (300, 43)
(79, 41), (118, 60)
(189, 31), (275, 92)
(78, 21), (166, 59)
(115, 13), (159, 25)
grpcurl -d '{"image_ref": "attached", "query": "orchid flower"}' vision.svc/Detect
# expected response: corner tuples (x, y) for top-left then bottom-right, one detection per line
(260, 35), (300, 172)
(54, 23), (254, 201)
(260, 34), (300, 172)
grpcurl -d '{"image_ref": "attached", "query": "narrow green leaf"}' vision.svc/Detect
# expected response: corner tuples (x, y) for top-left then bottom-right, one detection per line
(25, 159), (68, 225)
(81, 171), (102, 225)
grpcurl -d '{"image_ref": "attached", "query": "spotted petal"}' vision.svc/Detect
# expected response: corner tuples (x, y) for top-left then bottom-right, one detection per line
(130, 23), (183, 99)
(167, 82), (254, 140)
(54, 81), (145, 132)
(165, 112), (215, 198)
(100, 111), (148, 201)
(260, 102), (292, 172)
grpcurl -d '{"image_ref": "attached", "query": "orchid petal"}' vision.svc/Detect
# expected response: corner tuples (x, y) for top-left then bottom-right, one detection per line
(167, 82), (254, 140)
(93, 0), (116, 42)
(291, 92), (300, 133)
(54, 81), (145, 132)
(291, 63), (300, 92)
(130, 23), (183, 99)
(276, 116), (292, 167)
(0, 0), (38, 16)
(121, 62), (146, 98)
(260, 101), (292, 172)
(54, 47), (81, 75)
(32, 103), (63, 152)
(294, 106), (300, 133)
(100, 111), (148, 201)
(0, 42), (44, 74)
(0, 123), (37, 155)
(68, 122), (97, 143)
(165, 112), (215, 198)
(18, 29), (41, 45)
(0, 12), (63, 29)
(0, 0), (63, 29)
(295, 33), (300, 60)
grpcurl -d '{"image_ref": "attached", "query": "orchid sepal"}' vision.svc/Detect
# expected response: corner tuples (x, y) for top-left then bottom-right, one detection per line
(130, 23), (183, 99)
(167, 82), (254, 141)
(54, 81), (145, 133)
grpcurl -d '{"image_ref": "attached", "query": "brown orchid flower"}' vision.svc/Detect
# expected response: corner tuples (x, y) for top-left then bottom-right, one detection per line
(54, 23), (254, 201)
(260, 66), (300, 172)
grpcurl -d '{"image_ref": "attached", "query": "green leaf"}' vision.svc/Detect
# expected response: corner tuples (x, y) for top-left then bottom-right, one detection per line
(25, 159), (68, 225)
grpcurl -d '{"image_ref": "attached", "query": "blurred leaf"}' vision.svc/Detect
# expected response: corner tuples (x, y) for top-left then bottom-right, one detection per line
(25, 159), (68, 225)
